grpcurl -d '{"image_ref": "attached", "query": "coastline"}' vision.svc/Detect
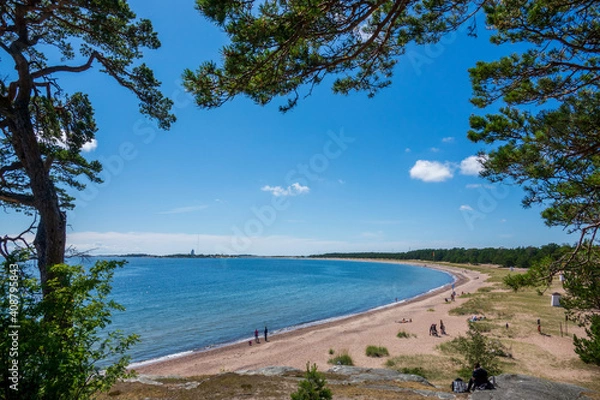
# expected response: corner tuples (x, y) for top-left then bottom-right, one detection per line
(133, 259), (487, 377)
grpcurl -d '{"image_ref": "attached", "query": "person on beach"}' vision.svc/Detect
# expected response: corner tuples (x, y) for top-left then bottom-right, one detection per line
(264, 326), (268, 342)
(429, 323), (438, 336)
(440, 320), (446, 335)
(255, 329), (260, 343)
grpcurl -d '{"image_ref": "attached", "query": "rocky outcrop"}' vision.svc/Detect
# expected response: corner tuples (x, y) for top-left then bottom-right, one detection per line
(326, 365), (433, 386)
(123, 369), (598, 399)
(471, 374), (595, 400)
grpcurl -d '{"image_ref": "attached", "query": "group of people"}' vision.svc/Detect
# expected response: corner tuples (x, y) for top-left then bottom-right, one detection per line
(250, 326), (268, 346)
(429, 319), (447, 336)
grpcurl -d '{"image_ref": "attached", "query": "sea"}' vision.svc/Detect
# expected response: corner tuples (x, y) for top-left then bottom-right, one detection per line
(83, 257), (453, 366)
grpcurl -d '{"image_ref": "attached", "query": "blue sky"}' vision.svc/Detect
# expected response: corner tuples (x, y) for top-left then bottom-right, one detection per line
(3, 1), (575, 255)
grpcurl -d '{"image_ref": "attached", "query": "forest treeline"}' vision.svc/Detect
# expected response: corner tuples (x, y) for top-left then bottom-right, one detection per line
(311, 244), (571, 269)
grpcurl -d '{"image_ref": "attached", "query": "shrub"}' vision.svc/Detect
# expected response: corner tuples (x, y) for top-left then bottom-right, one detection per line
(328, 348), (335, 355)
(442, 324), (506, 376)
(396, 330), (415, 339)
(328, 350), (354, 366)
(290, 363), (332, 400)
(0, 254), (138, 400)
(365, 345), (389, 357)
(574, 315), (600, 366)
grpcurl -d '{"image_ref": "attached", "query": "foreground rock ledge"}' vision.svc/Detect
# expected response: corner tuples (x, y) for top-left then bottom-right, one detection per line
(119, 366), (597, 400)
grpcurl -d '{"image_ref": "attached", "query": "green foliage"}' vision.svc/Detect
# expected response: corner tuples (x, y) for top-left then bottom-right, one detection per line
(442, 324), (506, 376)
(574, 315), (600, 366)
(449, 296), (493, 316)
(365, 345), (389, 358)
(290, 363), (332, 400)
(188, 0), (478, 111)
(0, 255), (138, 400)
(0, 1), (175, 212)
(467, 0), (600, 364)
(328, 350), (354, 366)
(328, 348), (335, 355)
(396, 330), (415, 339)
(312, 244), (568, 268)
(399, 367), (427, 378)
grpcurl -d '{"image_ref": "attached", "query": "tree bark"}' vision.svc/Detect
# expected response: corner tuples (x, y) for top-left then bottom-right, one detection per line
(10, 105), (66, 296)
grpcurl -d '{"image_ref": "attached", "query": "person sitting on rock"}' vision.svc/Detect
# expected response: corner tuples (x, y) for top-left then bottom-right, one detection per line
(467, 363), (490, 391)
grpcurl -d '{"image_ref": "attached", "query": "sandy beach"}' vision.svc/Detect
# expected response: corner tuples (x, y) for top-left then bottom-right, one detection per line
(134, 261), (493, 377)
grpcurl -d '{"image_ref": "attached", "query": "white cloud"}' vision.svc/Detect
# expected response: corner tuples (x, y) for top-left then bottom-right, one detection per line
(409, 160), (454, 182)
(158, 205), (208, 215)
(430, 147), (440, 153)
(405, 148), (411, 153)
(442, 137), (455, 143)
(460, 155), (486, 176)
(261, 182), (310, 197)
(459, 205), (474, 211)
(81, 138), (98, 152)
(37, 129), (97, 152)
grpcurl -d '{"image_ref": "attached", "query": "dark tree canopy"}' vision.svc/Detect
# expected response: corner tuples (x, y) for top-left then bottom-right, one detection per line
(186, 0), (482, 111)
(0, 1), (175, 290)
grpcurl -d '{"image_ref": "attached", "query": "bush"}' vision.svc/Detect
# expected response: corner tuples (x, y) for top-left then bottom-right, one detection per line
(442, 324), (506, 376)
(290, 363), (332, 400)
(328, 350), (354, 366)
(0, 254), (138, 400)
(365, 345), (389, 357)
(396, 330), (415, 339)
(574, 315), (600, 366)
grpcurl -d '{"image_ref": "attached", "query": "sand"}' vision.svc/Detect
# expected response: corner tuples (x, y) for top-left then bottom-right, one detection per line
(133, 261), (493, 376)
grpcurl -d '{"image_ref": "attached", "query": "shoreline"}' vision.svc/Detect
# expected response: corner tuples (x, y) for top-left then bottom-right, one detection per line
(133, 259), (484, 377)
(129, 260), (456, 369)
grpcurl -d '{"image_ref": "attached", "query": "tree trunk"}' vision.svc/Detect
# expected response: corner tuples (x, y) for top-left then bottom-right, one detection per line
(11, 106), (66, 296)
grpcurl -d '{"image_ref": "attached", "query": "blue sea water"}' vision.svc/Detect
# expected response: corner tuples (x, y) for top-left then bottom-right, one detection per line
(94, 257), (453, 365)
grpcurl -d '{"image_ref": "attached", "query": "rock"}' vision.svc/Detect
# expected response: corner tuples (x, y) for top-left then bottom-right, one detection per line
(124, 375), (166, 385)
(235, 366), (302, 376)
(471, 374), (595, 400)
(327, 365), (433, 386)
(173, 381), (201, 390)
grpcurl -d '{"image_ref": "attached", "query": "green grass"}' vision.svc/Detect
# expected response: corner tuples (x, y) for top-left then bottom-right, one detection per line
(328, 350), (354, 366)
(397, 330), (416, 339)
(398, 367), (427, 378)
(449, 296), (494, 316)
(385, 354), (458, 383)
(366, 345), (389, 358)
